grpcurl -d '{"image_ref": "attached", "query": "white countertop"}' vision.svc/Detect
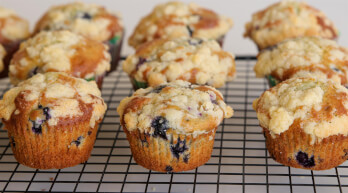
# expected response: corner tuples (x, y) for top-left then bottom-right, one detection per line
(2, 0), (348, 56)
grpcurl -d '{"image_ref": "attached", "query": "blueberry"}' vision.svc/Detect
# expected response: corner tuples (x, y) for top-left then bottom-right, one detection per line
(188, 39), (203, 46)
(165, 165), (173, 172)
(209, 93), (218, 105)
(10, 137), (15, 148)
(296, 151), (315, 168)
(171, 137), (188, 159)
(136, 57), (147, 70)
(31, 119), (43, 134)
(186, 25), (193, 37)
(42, 107), (51, 120)
(29, 67), (38, 77)
(88, 131), (92, 136)
(72, 136), (84, 147)
(81, 12), (92, 20)
(183, 154), (189, 163)
(331, 67), (342, 73)
(151, 116), (169, 140)
(151, 85), (167, 93)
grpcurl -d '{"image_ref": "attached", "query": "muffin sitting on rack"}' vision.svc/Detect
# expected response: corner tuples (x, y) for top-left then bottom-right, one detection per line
(9, 30), (111, 89)
(253, 77), (348, 170)
(129, 1), (233, 48)
(34, 2), (123, 73)
(244, 0), (338, 50)
(117, 80), (233, 172)
(0, 6), (30, 78)
(123, 37), (236, 90)
(254, 36), (348, 87)
(0, 72), (107, 169)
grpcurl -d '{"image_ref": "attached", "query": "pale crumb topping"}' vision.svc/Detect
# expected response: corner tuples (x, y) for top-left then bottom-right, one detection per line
(0, 6), (29, 42)
(123, 37), (235, 88)
(255, 37), (348, 85)
(117, 80), (233, 136)
(0, 72), (107, 128)
(253, 77), (348, 144)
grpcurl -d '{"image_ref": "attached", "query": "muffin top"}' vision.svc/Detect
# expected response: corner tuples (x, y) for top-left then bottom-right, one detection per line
(253, 77), (348, 144)
(128, 1), (233, 48)
(0, 44), (5, 72)
(254, 37), (348, 86)
(123, 37), (236, 88)
(0, 7), (30, 44)
(9, 30), (111, 85)
(34, 2), (123, 42)
(117, 80), (233, 137)
(0, 72), (107, 133)
(244, 0), (338, 50)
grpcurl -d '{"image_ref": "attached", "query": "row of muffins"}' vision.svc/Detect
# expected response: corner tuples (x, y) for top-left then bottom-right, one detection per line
(247, 1), (348, 170)
(0, 1), (236, 172)
(0, 0), (347, 173)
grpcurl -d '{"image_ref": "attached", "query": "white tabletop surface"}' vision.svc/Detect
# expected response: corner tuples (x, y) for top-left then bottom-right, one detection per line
(1, 0), (348, 56)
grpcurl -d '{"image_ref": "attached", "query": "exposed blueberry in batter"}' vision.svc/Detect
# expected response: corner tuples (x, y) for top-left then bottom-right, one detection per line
(88, 131), (92, 136)
(29, 67), (39, 77)
(296, 151), (315, 168)
(136, 57), (147, 70)
(10, 137), (15, 148)
(186, 25), (193, 37)
(188, 39), (203, 45)
(152, 85), (167, 93)
(183, 154), (189, 163)
(209, 93), (218, 105)
(72, 136), (84, 147)
(165, 165), (173, 172)
(43, 107), (51, 120)
(81, 12), (92, 20)
(331, 67), (342, 73)
(171, 137), (188, 159)
(151, 116), (169, 140)
(31, 119), (43, 134)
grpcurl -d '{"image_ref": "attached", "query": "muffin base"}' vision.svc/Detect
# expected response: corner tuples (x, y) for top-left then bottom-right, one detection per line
(106, 31), (124, 75)
(0, 41), (21, 79)
(5, 119), (101, 169)
(123, 128), (217, 172)
(262, 126), (348, 170)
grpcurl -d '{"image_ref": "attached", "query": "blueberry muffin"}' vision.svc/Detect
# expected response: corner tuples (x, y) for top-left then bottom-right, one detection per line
(0, 72), (107, 169)
(254, 37), (348, 87)
(244, 0), (338, 50)
(128, 1), (233, 49)
(9, 30), (111, 89)
(123, 37), (236, 90)
(0, 7), (30, 78)
(34, 2), (123, 73)
(253, 77), (348, 170)
(117, 80), (233, 172)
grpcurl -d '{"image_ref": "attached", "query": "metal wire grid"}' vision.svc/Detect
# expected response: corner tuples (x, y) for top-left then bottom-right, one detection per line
(0, 56), (347, 193)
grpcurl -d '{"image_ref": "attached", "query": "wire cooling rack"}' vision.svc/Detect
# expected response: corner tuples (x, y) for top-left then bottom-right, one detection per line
(0, 56), (347, 193)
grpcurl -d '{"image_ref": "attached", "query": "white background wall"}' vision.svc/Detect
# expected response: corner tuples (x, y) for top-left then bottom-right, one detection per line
(2, 0), (348, 55)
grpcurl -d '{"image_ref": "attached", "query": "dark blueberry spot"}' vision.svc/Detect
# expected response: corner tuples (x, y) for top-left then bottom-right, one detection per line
(152, 85), (167, 93)
(10, 137), (15, 148)
(209, 94), (218, 105)
(38, 104), (43, 109)
(81, 12), (92, 20)
(171, 137), (188, 159)
(188, 39), (203, 46)
(43, 107), (51, 120)
(255, 25), (260, 30)
(331, 67), (342, 73)
(88, 131), (92, 136)
(165, 165), (173, 172)
(136, 57), (147, 70)
(72, 136), (84, 147)
(296, 151), (315, 168)
(151, 116), (169, 140)
(186, 25), (193, 37)
(183, 154), (189, 163)
(263, 44), (278, 52)
(29, 67), (39, 77)
(31, 119), (43, 134)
